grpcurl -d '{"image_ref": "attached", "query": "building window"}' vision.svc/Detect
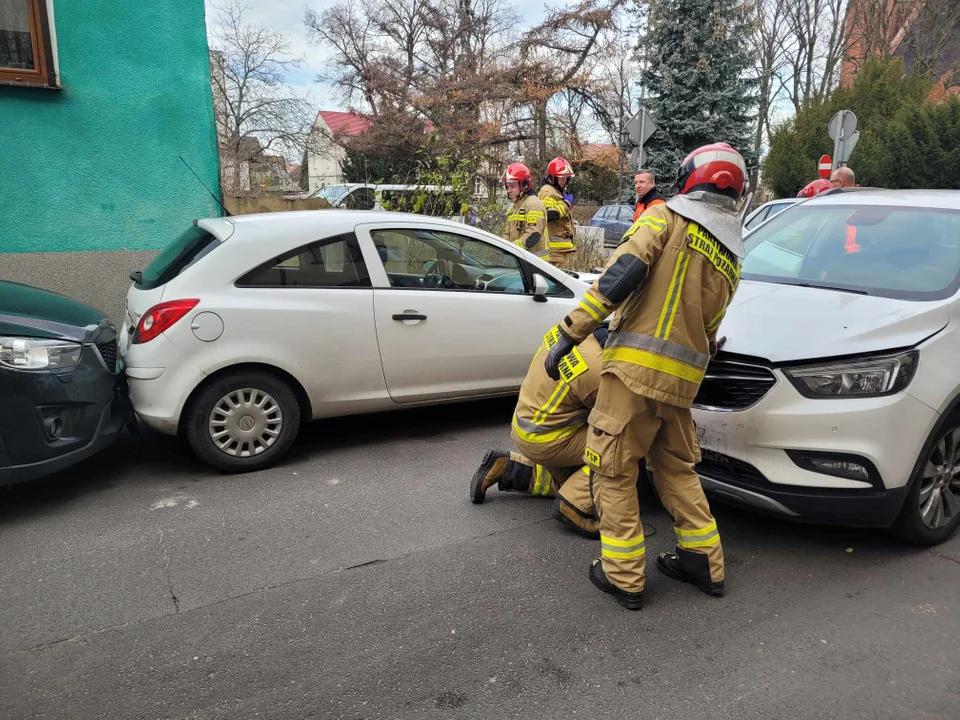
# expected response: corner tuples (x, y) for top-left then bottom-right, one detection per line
(0, 0), (57, 88)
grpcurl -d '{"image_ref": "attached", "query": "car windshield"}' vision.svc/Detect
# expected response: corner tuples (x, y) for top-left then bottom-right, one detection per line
(741, 204), (960, 301)
(314, 185), (350, 202)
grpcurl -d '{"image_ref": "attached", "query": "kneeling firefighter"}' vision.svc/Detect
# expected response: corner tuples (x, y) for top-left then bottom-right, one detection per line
(470, 325), (610, 538)
(543, 143), (747, 610)
(539, 157), (577, 268)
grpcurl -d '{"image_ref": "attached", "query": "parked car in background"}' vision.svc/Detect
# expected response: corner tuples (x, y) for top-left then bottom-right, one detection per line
(588, 204), (634, 247)
(0, 281), (127, 485)
(294, 183), (460, 216)
(121, 211), (589, 473)
(693, 189), (960, 545)
(742, 198), (798, 232)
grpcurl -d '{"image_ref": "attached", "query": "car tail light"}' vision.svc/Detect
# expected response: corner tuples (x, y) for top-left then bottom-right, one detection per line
(133, 299), (199, 344)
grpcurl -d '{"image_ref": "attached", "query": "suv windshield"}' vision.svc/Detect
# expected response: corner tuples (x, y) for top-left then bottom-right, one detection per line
(742, 204), (960, 300)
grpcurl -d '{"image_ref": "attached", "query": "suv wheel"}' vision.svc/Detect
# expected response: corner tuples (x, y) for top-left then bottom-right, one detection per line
(185, 370), (301, 473)
(891, 413), (960, 546)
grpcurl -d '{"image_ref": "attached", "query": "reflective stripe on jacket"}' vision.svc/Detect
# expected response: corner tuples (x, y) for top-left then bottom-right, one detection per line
(539, 183), (575, 251)
(562, 204), (740, 408)
(512, 333), (603, 443)
(507, 193), (550, 259)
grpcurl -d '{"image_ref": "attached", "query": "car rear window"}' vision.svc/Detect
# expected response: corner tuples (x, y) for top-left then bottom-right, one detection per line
(742, 204), (960, 300)
(138, 226), (221, 290)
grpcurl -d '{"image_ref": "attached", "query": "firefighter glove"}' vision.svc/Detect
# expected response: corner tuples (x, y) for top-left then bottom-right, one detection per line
(563, 192), (574, 204)
(544, 327), (576, 381)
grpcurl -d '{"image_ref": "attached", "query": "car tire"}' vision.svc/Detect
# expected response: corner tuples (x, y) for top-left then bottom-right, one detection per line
(890, 411), (960, 546)
(185, 370), (301, 473)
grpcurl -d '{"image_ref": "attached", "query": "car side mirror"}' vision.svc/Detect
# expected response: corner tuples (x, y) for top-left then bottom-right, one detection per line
(532, 274), (549, 302)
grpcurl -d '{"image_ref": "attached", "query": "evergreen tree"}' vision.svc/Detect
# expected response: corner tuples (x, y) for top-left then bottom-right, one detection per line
(638, 0), (757, 193)
(299, 146), (309, 191)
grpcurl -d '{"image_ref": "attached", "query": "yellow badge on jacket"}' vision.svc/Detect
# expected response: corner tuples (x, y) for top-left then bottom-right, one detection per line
(585, 447), (602, 469)
(686, 222), (740, 290)
(542, 326), (564, 350)
(557, 346), (588, 383)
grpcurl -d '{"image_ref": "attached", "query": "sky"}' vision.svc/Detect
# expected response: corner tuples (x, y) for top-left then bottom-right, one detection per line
(204, 0), (554, 116)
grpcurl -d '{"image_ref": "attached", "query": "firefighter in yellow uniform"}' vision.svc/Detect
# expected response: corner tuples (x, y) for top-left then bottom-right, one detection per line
(502, 162), (550, 261)
(469, 327), (610, 538)
(543, 143), (748, 610)
(539, 157), (577, 268)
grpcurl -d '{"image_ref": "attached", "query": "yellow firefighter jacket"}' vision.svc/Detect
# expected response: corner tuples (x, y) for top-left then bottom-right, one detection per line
(512, 332), (604, 445)
(561, 203), (741, 408)
(507, 193), (550, 259)
(538, 184), (575, 253)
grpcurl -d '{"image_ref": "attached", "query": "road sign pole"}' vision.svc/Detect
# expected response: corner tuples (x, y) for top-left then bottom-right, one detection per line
(828, 110), (858, 173)
(831, 110), (844, 173)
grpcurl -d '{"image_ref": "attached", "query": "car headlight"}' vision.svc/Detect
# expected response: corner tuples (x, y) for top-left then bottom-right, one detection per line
(0, 337), (83, 370)
(784, 350), (918, 399)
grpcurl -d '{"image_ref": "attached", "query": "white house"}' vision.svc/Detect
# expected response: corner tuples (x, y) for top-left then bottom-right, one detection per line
(306, 110), (373, 193)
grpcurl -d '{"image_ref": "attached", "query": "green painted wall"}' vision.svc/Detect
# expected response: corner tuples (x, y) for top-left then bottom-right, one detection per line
(0, 0), (221, 253)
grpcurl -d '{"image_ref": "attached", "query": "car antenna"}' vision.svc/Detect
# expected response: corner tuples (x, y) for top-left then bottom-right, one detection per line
(179, 155), (232, 217)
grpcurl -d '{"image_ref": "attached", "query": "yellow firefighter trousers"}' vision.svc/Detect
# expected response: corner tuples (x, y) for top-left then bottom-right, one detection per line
(511, 427), (597, 535)
(585, 373), (724, 593)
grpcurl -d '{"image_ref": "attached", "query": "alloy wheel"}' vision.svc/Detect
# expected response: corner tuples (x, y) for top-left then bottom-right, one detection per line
(918, 427), (960, 530)
(208, 388), (283, 458)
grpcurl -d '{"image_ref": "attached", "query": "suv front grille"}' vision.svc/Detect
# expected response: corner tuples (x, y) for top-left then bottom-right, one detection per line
(696, 449), (768, 486)
(694, 354), (777, 411)
(95, 341), (118, 373)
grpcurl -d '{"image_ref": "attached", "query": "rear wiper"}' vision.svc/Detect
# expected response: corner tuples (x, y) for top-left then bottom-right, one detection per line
(129, 270), (143, 284)
(795, 281), (868, 295)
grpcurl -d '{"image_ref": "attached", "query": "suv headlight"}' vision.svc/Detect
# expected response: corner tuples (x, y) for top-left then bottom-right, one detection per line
(0, 337), (83, 370)
(784, 350), (918, 398)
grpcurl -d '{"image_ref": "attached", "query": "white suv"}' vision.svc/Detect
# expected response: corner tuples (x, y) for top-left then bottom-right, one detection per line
(693, 189), (960, 545)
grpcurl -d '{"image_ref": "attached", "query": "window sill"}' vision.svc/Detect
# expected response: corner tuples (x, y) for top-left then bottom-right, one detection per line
(0, 77), (61, 90)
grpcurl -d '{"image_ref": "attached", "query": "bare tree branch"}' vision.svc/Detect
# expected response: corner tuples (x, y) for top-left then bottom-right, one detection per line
(209, 1), (312, 196)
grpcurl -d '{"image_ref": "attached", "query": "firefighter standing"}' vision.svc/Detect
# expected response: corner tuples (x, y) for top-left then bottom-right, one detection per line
(503, 163), (550, 261)
(539, 157), (577, 268)
(469, 327), (609, 538)
(543, 143), (748, 610)
(633, 170), (666, 221)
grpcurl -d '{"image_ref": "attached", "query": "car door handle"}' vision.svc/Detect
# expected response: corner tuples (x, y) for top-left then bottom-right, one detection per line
(392, 313), (427, 321)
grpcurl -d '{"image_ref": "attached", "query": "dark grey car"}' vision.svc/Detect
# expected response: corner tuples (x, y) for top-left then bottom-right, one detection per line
(588, 204), (634, 247)
(0, 280), (128, 485)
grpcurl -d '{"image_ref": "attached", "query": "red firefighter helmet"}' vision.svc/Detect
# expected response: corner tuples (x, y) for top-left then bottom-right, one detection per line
(546, 157), (575, 185)
(676, 143), (747, 201)
(502, 162), (533, 193)
(797, 178), (832, 198)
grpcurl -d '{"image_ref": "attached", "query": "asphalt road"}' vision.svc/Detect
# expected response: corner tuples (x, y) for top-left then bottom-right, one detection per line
(1, 398), (958, 720)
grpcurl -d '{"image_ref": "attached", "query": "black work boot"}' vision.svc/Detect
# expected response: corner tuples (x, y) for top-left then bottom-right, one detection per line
(470, 449), (511, 504)
(589, 559), (644, 610)
(552, 497), (600, 540)
(656, 550), (725, 596)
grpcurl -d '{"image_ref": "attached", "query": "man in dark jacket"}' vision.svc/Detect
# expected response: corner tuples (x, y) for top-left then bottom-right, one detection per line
(633, 170), (666, 221)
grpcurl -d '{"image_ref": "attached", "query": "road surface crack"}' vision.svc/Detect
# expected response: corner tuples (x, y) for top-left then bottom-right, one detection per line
(158, 528), (180, 613)
(932, 551), (960, 566)
(6, 515), (555, 656)
(343, 559), (386, 571)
